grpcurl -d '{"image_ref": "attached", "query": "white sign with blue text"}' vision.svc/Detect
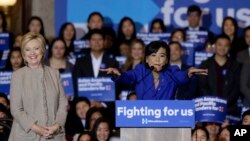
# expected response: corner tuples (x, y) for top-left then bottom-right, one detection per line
(116, 100), (195, 127)
(78, 77), (115, 101)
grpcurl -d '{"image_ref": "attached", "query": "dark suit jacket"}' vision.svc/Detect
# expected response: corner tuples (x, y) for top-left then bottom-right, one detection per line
(197, 56), (241, 115)
(240, 60), (250, 107)
(175, 64), (197, 100)
(73, 53), (119, 96)
(237, 48), (250, 64)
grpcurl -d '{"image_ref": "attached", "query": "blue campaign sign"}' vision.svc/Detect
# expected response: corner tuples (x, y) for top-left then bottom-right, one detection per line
(136, 33), (171, 45)
(0, 50), (10, 69)
(0, 71), (12, 95)
(186, 31), (208, 51)
(78, 77), (115, 101)
(55, 0), (250, 38)
(194, 96), (227, 124)
(194, 51), (213, 67)
(0, 33), (10, 50)
(116, 100), (195, 127)
(60, 73), (74, 96)
(181, 42), (195, 66)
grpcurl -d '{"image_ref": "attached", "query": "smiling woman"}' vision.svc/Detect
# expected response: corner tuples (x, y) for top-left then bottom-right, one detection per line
(9, 32), (68, 141)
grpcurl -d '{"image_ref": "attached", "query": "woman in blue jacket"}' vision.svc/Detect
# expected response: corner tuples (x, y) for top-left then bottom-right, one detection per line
(102, 41), (207, 100)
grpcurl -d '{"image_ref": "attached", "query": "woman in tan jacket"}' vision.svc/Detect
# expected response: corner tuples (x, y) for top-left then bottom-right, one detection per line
(8, 32), (68, 141)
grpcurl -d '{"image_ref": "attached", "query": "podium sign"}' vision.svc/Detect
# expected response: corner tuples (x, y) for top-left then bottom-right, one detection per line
(116, 100), (195, 127)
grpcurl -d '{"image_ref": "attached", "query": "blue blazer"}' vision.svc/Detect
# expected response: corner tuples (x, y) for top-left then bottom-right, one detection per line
(113, 64), (190, 100)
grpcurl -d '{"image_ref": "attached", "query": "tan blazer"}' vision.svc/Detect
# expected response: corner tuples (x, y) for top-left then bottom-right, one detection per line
(8, 66), (68, 141)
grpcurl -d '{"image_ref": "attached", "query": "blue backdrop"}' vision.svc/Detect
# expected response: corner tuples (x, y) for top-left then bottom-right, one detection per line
(55, 0), (250, 38)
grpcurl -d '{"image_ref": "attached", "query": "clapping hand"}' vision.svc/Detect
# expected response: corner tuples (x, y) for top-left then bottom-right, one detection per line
(188, 67), (208, 78)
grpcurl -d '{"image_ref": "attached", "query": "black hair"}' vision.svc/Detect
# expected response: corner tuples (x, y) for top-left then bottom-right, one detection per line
(88, 29), (105, 40)
(27, 16), (46, 37)
(145, 41), (170, 68)
(85, 107), (106, 130)
(117, 17), (136, 42)
(73, 96), (91, 108)
(214, 34), (231, 44)
(77, 131), (92, 141)
(168, 41), (183, 50)
(92, 117), (112, 141)
(150, 18), (166, 33)
(191, 126), (209, 140)
(4, 48), (24, 71)
(126, 91), (136, 100)
(0, 11), (7, 32)
(187, 5), (202, 16)
(170, 28), (186, 41)
(0, 93), (9, 105)
(58, 22), (76, 52)
(222, 16), (238, 37)
(87, 12), (104, 23)
(242, 109), (250, 120)
(48, 38), (68, 58)
(244, 25), (250, 36)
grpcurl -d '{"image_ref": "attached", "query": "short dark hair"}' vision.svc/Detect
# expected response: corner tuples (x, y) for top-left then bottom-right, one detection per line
(27, 16), (46, 37)
(187, 5), (202, 16)
(87, 12), (104, 23)
(0, 92), (9, 105)
(77, 131), (92, 141)
(48, 38), (68, 58)
(214, 34), (231, 44)
(170, 28), (186, 41)
(168, 41), (183, 50)
(150, 18), (166, 32)
(88, 29), (105, 40)
(191, 126), (209, 140)
(244, 25), (250, 36)
(145, 41), (170, 67)
(73, 96), (91, 108)
(242, 109), (250, 120)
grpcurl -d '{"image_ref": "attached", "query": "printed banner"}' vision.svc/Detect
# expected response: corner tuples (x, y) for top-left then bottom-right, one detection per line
(0, 71), (12, 95)
(194, 51), (213, 67)
(136, 33), (170, 45)
(60, 73), (74, 96)
(194, 96), (227, 124)
(116, 100), (195, 127)
(0, 33), (10, 50)
(78, 77), (115, 101)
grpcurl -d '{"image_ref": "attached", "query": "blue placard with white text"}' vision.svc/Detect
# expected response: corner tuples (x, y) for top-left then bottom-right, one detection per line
(194, 96), (227, 124)
(78, 77), (115, 101)
(0, 33), (10, 50)
(60, 73), (74, 96)
(186, 30), (208, 51)
(194, 51), (213, 67)
(137, 33), (170, 45)
(0, 71), (12, 95)
(116, 100), (195, 127)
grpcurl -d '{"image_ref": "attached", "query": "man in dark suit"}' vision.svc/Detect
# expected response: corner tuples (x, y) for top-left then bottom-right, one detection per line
(169, 41), (197, 100)
(73, 29), (119, 96)
(183, 5), (214, 47)
(237, 26), (250, 64)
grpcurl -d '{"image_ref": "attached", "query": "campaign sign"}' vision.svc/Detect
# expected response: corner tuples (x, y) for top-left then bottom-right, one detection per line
(194, 96), (227, 124)
(115, 56), (127, 68)
(78, 77), (115, 101)
(60, 73), (74, 96)
(194, 51), (213, 67)
(0, 50), (10, 69)
(74, 40), (89, 52)
(0, 33), (10, 50)
(186, 31), (208, 51)
(136, 33), (171, 45)
(116, 100), (195, 127)
(181, 42), (195, 66)
(0, 71), (12, 95)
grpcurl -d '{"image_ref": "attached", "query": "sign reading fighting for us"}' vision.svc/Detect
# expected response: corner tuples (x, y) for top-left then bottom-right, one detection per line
(78, 77), (115, 101)
(116, 100), (195, 127)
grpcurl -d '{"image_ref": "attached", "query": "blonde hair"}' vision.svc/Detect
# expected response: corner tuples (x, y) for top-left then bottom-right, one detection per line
(21, 32), (46, 65)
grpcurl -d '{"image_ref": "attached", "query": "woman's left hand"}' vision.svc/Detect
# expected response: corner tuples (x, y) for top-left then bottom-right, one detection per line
(46, 124), (61, 136)
(188, 67), (208, 78)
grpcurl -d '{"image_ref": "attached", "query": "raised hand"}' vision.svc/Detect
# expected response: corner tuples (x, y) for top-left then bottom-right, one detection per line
(188, 67), (208, 78)
(100, 68), (121, 76)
